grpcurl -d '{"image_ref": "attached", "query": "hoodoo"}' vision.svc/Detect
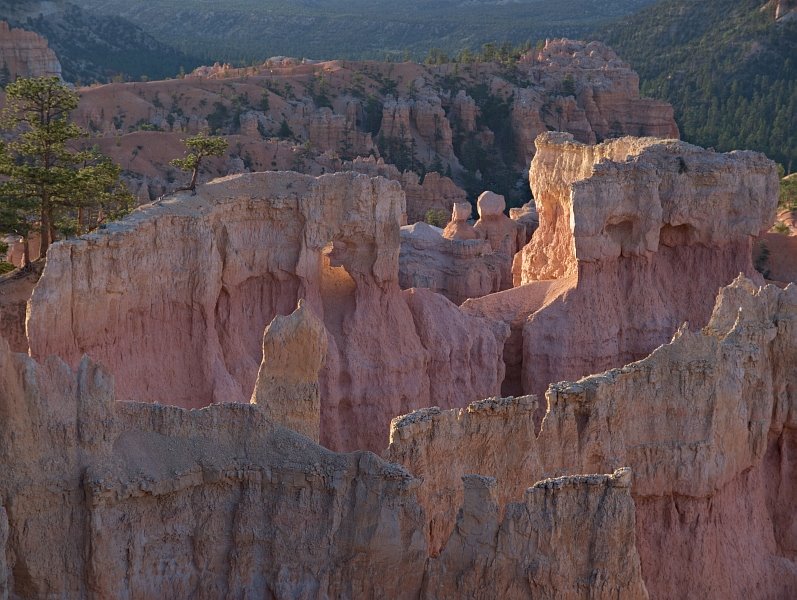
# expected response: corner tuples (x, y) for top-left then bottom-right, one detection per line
(465, 132), (779, 399)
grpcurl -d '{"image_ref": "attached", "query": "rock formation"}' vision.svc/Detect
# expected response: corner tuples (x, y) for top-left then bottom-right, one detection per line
(473, 191), (525, 289)
(385, 395), (540, 552)
(67, 43), (676, 220)
(392, 276), (797, 599)
(345, 156), (467, 223)
(441, 201), (479, 241)
(773, 0), (797, 21)
(0, 21), (62, 80)
(399, 222), (502, 304)
(756, 232), (797, 284)
(26, 171), (507, 452)
(465, 132), (778, 400)
(511, 39), (679, 165)
(250, 299), (328, 442)
(0, 265), (41, 353)
(0, 319), (648, 598)
(509, 200), (539, 245)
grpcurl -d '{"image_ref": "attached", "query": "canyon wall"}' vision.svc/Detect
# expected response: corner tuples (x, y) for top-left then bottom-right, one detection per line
(398, 222), (503, 305)
(466, 132), (778, 399)
(512, 39), (679, 164)
(391, 276), (797, 599)
(26, 171), (507, 452)
(0, 330), (646, 599)
(70, 39), (677, 220)
(0, 21), (61, 80)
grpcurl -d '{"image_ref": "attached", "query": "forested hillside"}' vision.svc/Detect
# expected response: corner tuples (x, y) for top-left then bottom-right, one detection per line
(73, 0), (657, 62)
(0, 1), (201, 82)
(598, 0), (797, 170)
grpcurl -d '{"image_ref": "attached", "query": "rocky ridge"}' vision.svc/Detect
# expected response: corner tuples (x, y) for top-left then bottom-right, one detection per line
(390, 276), (797, 598)
(26, 171), (508, 452)
(0, 122), (794, 596)
(69, 39), (677, 218)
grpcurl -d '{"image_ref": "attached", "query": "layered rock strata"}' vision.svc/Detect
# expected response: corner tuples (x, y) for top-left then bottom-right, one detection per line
(392, 277), (797, 599)
(399, 222), (502, 304)
(70, 40), (676, 214)
(26, 171), (507, 452)
(467, 132), (778, 399)
(385, 395), (540, 552)
(345, 156), (467, 224)
(512, 39), (679, 164)
(0, 21), (62, 80)
(0, 333), (647, 599)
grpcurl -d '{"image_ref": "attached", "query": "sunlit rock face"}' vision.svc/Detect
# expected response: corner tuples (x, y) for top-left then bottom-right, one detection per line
(26, 171), (507, 452)
(466, 132), (778, 399)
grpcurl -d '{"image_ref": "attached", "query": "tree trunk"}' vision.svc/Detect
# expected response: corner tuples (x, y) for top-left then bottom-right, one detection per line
(22, 237), (30, 269)
(39, 204), (50, 258)
(189, 165), (199, 192)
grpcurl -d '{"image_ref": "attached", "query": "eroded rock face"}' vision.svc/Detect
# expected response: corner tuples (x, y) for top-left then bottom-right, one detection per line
(756, 232), (797, 284)
(399, 222), (502, 304)
(385, 396), (540, 552)
(492, 132), (778, 398)
(509, 200), (539, 245)
(511, 39), (679, 165)
(392, 277), (797, 599)
(250, 299), (328, 442)
(0, 21), (62, 80)
(442, 201), (479, 240)
(474, 191), (525, 289)
(345, 156), (467, 224)
(0, 335), (647, 599)
(26, 171), (506, 452)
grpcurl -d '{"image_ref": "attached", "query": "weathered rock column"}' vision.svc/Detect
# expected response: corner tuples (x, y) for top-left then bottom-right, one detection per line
(250, 299), (328, 442)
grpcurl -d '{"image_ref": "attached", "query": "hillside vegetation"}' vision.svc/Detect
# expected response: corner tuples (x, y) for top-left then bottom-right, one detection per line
(0, 1), (202, 82)
(598, 0), (797, 170)
(73, 0), (657, 62)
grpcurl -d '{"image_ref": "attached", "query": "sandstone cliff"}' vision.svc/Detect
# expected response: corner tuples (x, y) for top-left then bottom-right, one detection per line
(0, 21), (61, 80)
(26, 171), (507, 452)
(466, 132), (778, 400)
(511, 39), (679, 165)
(69, 42), (676, 219)
(0, 331), (647, 599)
(392, 276), (797, 599)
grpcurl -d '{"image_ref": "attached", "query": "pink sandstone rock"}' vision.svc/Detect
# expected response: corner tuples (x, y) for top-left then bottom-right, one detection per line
(450, 90), (477, 133)
(756, 232), (797, 284)
(441, 201), (480, 240)
(391, 276), (797, 599)
(473, 191), (525, 289)
(68, 47), (674, 209)
(344, 156), (467, 224)
(469, 132), (778, 401)
(399, 222), (502, 304)
(509, 200), (539, 245)
(250, 299), (328, 442)
(510, 39), (679, 166)
(0, 327), (647, 598)
(0, 21), (61, 80)
(384, 395), (541, 553)
(26, 171), (507, 453)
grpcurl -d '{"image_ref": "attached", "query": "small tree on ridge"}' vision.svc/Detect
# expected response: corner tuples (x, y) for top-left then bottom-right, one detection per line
(170, 133), (229, 193)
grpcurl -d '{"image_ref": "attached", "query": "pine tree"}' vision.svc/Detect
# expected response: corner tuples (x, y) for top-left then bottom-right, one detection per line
(0, 77), (133, 262)
(170, 132), (229, 193)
